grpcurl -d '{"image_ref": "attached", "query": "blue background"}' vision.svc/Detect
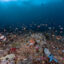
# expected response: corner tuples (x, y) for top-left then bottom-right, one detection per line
(0, 0), (64, 26)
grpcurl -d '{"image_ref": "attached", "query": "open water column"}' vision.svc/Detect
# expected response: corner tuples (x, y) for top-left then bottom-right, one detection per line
(0, 0), (63, 26)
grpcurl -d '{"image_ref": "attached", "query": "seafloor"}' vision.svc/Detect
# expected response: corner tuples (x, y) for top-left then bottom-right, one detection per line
(0, 30), (64, 64)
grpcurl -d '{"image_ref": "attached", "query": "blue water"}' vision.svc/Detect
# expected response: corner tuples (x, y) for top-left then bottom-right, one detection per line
(0, 0), (64, 28)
